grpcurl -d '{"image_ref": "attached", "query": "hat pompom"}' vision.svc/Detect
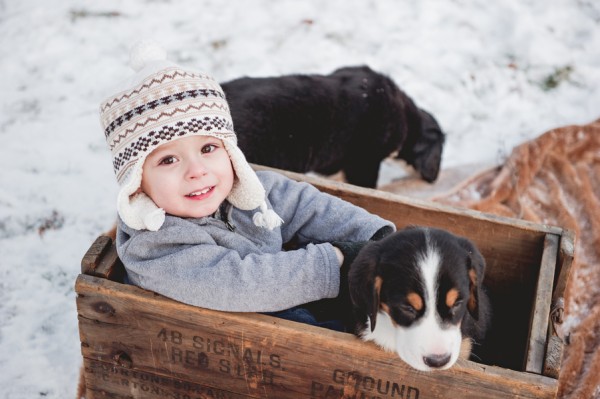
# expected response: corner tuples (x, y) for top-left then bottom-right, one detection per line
(129, 40), (167, 72)
(252, 202), (283, 230)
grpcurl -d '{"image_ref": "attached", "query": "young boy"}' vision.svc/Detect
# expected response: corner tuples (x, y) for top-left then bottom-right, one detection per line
(100, 41), (394, 323)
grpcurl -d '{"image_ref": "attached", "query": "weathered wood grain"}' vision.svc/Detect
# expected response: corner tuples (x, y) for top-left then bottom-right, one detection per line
(77, 275), (558, 399)
(525, 234), (558, 374)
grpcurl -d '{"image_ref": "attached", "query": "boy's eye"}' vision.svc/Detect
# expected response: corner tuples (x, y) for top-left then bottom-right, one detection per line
(201, 144), (217, 154)
(159, 156), (177, 165)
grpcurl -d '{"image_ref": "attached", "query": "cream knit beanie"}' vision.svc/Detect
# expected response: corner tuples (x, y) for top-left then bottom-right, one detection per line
(100, 41), (282, 231)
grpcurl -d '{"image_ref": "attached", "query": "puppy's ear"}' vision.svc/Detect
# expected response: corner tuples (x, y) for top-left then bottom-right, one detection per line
(458, 237), (486, 320)
(348, 245), (381, 332)
(368, 276), (384, 332)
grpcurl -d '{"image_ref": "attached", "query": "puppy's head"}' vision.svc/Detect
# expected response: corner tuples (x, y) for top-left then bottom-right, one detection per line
(349, 227), (485, 371)
(397, 109), (445, 183)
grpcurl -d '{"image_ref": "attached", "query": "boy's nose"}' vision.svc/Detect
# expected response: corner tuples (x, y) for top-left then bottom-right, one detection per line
(185, 157), (208, 179)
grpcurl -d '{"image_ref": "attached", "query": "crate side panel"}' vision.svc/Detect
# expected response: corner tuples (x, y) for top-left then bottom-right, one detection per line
(525, 234), (558, 373)
(76, 275), (558, 399)
(315, 182), (546, 288)
(82, 358), (253, 399)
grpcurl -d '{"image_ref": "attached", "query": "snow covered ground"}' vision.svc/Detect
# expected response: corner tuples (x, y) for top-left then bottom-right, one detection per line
(0, 0), (598, 397)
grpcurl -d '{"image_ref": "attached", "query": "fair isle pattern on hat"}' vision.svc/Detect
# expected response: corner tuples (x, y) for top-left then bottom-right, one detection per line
(103, 88), (227, 139)
(100, 66), (236, 185)
(99, 42), (283, 232)
(100, 68), (215, 114)
(113, 117), (234, 183)
(100, 69), (219, 138)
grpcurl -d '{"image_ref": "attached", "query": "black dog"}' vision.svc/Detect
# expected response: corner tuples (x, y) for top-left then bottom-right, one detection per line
(221, 66), (445, 188)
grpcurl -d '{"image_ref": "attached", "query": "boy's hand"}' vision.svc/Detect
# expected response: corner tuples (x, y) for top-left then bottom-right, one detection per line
(332, 241), (370, 271)
(332, 225), (392, 268)
(333, 246), (345, 266)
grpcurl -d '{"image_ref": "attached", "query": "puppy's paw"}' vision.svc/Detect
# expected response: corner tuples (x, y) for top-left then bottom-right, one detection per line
(459, 338), (473, 359)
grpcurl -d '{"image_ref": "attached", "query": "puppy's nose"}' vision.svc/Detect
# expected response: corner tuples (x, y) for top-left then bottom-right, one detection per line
(423, 353), (451, 368)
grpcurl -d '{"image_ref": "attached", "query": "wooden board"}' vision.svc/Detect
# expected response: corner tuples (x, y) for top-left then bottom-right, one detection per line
(76, 275), (558, 399)
(525, 234), (558, 373)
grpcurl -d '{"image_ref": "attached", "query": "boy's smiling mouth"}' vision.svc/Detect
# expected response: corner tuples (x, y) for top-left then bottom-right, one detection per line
(186, 186), (214, 198)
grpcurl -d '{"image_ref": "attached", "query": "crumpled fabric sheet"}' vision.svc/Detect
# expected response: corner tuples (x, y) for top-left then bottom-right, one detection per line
(434, 119), (600, 399)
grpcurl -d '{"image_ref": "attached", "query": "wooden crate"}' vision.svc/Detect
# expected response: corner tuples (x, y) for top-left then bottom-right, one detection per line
(76, 168), (574, 399)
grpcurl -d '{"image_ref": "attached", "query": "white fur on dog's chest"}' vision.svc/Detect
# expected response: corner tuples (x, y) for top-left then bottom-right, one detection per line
(360, 311), (398, 353)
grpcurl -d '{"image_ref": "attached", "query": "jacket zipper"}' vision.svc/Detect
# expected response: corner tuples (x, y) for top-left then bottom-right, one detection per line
(219, 202), (236, 232)
(225, 220), (236, 232)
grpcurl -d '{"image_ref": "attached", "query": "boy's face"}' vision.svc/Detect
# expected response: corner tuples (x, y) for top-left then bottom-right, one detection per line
(141, 135), (235, 219)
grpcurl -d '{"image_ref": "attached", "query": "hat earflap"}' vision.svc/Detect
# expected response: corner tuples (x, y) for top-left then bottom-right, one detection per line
(221, 141), (283, 230)
(117, 163), (165, 231)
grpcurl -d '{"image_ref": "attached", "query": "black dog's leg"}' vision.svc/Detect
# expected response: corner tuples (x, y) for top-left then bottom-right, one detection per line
(343, 156), (381, 188)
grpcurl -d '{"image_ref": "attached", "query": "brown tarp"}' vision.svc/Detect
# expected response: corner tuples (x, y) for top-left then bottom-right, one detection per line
(434, 120), (600, 398)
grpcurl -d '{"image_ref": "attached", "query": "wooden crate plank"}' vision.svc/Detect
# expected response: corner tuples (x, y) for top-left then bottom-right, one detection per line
(81, 234), (124, 281)
(260, 166), (562, 232)
(542, 333), (564, 380)
(553, 229), (575, 302)
(524, 234), (559, 373)
(543, 229), (575, 378)
(81, 235), (112, 275)
(95, 243), (125, 282)
(76, 275), (558, 399)
(82, 358), (252, 399)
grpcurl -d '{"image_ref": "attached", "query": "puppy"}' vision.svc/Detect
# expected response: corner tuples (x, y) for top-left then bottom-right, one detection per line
(221, 66), (445, 188)
(347, 226), (491, 371)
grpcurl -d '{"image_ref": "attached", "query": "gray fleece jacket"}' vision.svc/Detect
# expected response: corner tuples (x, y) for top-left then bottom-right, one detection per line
(116, 170), (393, 312)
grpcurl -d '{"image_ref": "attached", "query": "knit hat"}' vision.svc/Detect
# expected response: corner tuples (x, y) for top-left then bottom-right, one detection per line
(100, 41), (283, 231)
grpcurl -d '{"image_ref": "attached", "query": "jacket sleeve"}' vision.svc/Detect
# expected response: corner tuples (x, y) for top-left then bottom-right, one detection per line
(117, 224), (341, 312)
(259, 171), (395, 245)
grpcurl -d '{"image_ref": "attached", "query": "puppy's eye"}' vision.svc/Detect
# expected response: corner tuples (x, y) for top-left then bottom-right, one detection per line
(449, 300), (463, 315)
(400, 304), (418, 317)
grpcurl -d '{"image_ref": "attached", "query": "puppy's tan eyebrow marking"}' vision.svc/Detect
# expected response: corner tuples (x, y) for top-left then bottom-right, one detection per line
(380, 303), (399, 327)
(407, 292), (423, 311)
(446, 288), (460, 308)
(375, 276), (383, 296)
(381, 302), (390, 313)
